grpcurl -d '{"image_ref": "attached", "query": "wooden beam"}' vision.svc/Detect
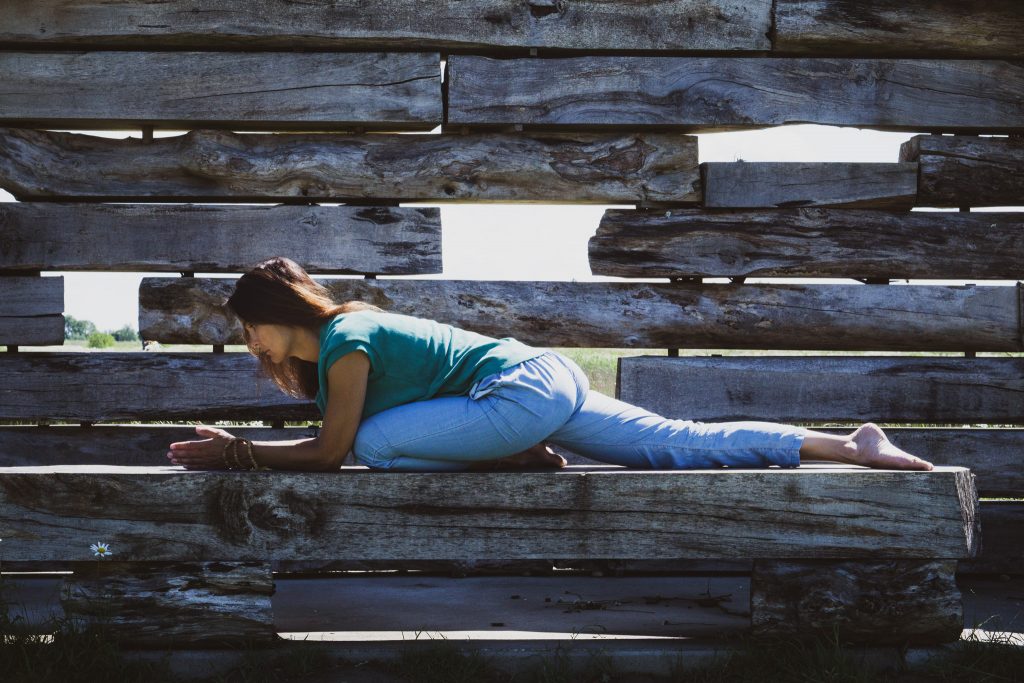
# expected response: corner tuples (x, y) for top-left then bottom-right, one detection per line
(0, 465), (979, 561)
(900, 134), (1024, 208)
(774, 0), (1024, 59)
(700, 162), (917, 209)
(0, 128), (698, 203)
(618, 356), (1024, 423)
(589, 208), (1024, 279)
(0, 276), (63, 346)
(0, 0), (772, 52)
(0, 204), (442, 275)
(0, 51), (440, 131)
(446, 56), (1024, 133)
(139, 278), (1023, 351)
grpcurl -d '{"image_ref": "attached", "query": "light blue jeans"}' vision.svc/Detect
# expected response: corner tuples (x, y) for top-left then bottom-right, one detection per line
(351, 350), (807, 471)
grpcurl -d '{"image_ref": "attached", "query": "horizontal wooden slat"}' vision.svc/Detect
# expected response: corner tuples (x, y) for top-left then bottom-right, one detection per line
(899, 135), (1024, 208)
(1, 425), (1019, 497)
(774, 0), (1024, 59)
(618, 356), (1024, 424)
(0, 353), (310, 421)
(140, 278), (1023, 351)
(957, 502), (1023, 575)
(0, 465), (978, 561)
(0, 1), (772, 52)
(589, 208), (1024, 279)
(0, 276), (64, 346)
(0, 204), (442, 274)
(446, 56), (1024, 133)
(0, 127), (698, 203)
(700, 162), (916, 209)
(0, 51), (440, 131)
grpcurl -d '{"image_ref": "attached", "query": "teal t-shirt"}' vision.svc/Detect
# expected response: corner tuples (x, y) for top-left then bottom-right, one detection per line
(315, 310), (548, 419)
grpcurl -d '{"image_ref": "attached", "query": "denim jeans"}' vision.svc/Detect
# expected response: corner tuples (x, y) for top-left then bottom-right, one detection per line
(351, 350), (807, 471)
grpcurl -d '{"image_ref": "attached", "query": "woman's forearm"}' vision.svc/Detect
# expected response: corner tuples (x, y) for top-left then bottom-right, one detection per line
(249, 437), (336, 471)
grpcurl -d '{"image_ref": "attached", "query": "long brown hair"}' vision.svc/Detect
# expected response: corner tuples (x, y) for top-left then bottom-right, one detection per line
(224, 256), (384, 400)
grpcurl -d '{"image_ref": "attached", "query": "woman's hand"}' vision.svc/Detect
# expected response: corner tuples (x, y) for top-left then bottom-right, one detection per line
(167, 426), (235, 470)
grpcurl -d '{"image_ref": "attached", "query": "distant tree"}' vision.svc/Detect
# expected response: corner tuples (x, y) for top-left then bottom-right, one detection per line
(111, 325), (139, 342)
(87, 331), (116, 348)
(65, 315), (97, 340)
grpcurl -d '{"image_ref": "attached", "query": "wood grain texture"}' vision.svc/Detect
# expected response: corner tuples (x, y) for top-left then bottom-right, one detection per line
(957, 502), (1024, 575)
(617, 356), (1024, 424)
(0, 353), (311, 422)
(0, 204), (442, 274)
(0, 0), (772, 52)
(589, 208), (1024, 279)
(139, 278), (1023, 351)
(0, 465), (979, 561)
(700, 162), (917, 209)
(775, 0), (1024, 58)
(4, 425), (1019, 497)
(446, 56), (1024, 133)
(0, 51), (440, 131)
(0, 276), (64, 346)
(61, 561), (275, 646)
(751, 560), (962, 644)
(900, 135), (1024, 208)
(0, 127), (699, 203)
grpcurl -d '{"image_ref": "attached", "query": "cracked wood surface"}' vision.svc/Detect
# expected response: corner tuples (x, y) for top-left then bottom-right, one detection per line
(0, 128), (698, 203)
(138, 278), (1023, 351)
(0, 465), (979, 561)
(589, 208), (1024, 279)
(0, 51), (440, 130)
(0, 0), (772, 52)
(0, 203), (442, 274)
(446, 56), (1024, 133)
(900, 134), (1024, 208)
(0, 276), (64, 346)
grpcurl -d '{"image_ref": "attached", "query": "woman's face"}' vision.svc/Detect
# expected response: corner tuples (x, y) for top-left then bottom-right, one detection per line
(242, 321), (288, 364)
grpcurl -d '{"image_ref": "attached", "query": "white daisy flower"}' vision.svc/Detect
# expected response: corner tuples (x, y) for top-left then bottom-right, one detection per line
(90, 542), (113, 558)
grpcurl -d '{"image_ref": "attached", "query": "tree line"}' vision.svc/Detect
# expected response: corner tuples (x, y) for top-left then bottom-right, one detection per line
(65, 315), (139, 348)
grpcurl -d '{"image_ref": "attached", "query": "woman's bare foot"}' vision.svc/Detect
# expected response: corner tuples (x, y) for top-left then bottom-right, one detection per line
(467, 442), (567, 471)
(848, 423), (934, 471)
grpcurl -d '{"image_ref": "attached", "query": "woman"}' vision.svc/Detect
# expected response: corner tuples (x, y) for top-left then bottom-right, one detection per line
(167, 257), (934, 473)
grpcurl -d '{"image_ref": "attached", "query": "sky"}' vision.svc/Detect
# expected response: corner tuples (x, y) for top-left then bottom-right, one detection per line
(2, 124), (1018, 333)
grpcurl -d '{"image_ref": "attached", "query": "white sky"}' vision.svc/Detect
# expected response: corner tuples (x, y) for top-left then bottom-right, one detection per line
(2, 124), (1019, 332)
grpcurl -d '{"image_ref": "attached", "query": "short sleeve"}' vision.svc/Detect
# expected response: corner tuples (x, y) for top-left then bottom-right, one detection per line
(322, 337), (378, 375)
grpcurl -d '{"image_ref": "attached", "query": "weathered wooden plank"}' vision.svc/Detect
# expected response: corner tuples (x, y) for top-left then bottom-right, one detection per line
(0, 0), (772, 52)
(446, 56), (1024, 133)
(0, 127), (699, 203)
(3, 425), (1019, 496)
(700, 162), (917, 209)
(899, 135), (1024, 208)
(775, 0), (1024, 59)
(751, 560), (962, 644)
(0, 353), (311, 422)
(0, 465), (979, 561)
(0, 51), (440, 131)
(618, 356), (1024, 424)
(139, 278), (1023, 351)
(957, 502), (1024, 575)
(61, 561), (275, 647)
(589, 208), (1024, 279)
(0, 204), (442, 274)
(0, 276), (64, 346)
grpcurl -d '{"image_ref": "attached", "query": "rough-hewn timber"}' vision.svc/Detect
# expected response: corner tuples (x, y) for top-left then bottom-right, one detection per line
(138, 278), (1022, 351)
(700, 162), (917, 209)
(61, 561), (275, 646)
(0, 51), (440, 130)
(617, 356), (1024, 424)
(899, 134), (1024, 208)
(774, 0), (1024, 58)
(0, 0), (772, 52)
(0, 465), (979, 561)
(446, 56), (1024, 133)
(0, 276), (64, 346)
(589, 208), (1024, 279)
(751, 560), (962, 644)
(0, 128), (699, 203)
(0, 204), (442, 274)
